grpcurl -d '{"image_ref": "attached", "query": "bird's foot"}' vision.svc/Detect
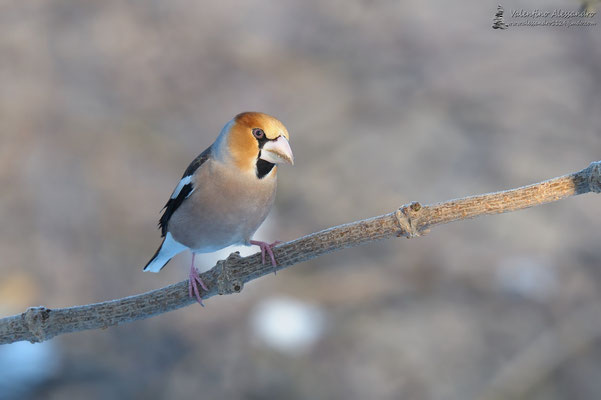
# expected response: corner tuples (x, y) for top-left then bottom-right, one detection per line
(250, 240), (282, 275)
(188, 265), (208, 306)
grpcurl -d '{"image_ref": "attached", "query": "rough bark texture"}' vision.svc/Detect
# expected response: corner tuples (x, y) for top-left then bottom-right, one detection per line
(1, 161), (600, 345)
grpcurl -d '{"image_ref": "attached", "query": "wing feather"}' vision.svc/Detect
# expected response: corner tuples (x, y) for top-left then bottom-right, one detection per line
(158, 146), (212, 237)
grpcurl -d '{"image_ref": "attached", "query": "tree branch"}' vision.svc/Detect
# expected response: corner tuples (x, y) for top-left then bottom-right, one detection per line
(1, 161), (600, 345)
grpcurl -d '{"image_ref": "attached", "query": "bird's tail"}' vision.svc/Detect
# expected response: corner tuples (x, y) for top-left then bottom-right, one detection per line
(143, 233), (187, 273)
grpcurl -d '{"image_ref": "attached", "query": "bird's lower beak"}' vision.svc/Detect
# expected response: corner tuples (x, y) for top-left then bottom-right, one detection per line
(260, 136), (294, 165)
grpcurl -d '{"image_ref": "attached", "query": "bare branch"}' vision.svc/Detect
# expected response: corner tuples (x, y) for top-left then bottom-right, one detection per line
(1, 161), (599, 345)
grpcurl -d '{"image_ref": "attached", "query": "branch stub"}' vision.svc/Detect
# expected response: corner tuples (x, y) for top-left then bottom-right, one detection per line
(587, 161), (601, 193)
(217, 252), (244, 295)
(395, 202), (424, 238)
(23, 307), (51, 343)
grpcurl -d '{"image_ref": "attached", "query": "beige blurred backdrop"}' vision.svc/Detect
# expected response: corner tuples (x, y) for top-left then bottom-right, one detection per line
(0, 0), (600, 399)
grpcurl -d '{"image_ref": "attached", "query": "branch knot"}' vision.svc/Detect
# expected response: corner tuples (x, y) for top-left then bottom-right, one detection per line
(23, 307), (51, 343)
(216, 252), (244, 295)
(395, 202), (424, 238)
(587, 161), (601, 193)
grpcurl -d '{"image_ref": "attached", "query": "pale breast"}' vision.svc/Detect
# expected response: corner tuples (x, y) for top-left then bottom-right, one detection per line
(169, 159), (277, 252)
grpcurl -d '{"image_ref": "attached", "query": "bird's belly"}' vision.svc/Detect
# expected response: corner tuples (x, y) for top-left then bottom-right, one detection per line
(169, 173), (276, 252)
(172, 205), (269, 252)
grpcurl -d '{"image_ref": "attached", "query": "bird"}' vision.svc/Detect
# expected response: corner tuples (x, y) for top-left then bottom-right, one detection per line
(144, 112), (294, 305)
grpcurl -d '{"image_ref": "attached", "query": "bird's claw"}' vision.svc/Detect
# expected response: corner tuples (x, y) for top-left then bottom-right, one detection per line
(250, 240), (282, 274)
(188, 265), (208, 306)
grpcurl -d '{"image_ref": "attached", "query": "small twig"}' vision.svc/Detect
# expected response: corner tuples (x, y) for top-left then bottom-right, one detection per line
(1, 161), (599, 345)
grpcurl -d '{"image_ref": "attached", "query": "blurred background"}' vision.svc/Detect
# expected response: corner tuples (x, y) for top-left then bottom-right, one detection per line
(0, 0), (600, 399)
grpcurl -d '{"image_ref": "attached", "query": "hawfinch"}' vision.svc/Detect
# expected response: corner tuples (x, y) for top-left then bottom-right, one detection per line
(144, 112), (294, 304)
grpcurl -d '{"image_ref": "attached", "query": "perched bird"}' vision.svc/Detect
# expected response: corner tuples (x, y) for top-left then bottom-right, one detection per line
(144, 112), (294, 304)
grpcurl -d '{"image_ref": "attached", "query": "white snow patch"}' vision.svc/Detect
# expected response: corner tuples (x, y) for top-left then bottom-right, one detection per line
(250, 296), (326, 355)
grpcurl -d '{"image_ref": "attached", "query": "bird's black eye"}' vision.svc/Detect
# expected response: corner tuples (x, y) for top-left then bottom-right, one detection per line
(252, 128), (265, 139)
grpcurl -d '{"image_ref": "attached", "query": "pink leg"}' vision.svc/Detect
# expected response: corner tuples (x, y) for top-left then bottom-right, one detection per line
(188, 253), (208, 306)
(250, 240), (282, 275)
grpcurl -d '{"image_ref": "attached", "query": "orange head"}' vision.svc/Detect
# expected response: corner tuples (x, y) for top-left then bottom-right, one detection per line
(217, 112), (293, 177)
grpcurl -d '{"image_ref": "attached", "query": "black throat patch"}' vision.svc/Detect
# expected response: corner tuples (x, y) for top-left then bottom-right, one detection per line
(255, 135), (275, 179)
(256, 157), (275, 179)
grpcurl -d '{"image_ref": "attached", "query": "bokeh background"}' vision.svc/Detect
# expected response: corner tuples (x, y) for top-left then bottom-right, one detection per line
(1, 0), (600, 399)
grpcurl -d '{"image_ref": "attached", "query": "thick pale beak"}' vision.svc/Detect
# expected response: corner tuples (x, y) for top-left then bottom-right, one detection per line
(260, 136), (294, 165)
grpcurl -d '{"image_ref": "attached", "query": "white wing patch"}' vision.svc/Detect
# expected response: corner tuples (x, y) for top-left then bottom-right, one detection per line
(170, 175), (195, 199)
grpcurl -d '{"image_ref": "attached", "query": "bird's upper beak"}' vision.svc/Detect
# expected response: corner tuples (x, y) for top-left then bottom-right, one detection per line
(260, 136), (294, 165)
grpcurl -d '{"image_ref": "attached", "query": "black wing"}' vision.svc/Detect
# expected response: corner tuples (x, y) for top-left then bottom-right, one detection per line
(159, 146), (212, 237)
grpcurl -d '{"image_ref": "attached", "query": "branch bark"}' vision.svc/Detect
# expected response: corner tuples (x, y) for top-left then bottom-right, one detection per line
(1, 161), (600, 345)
